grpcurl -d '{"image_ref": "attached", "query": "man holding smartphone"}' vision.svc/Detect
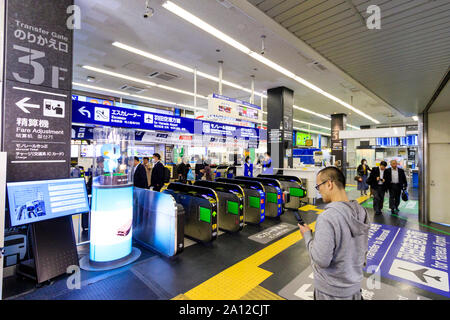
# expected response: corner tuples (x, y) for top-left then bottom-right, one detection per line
(367, 161), (388, 215)
(298, 167), (370, 300)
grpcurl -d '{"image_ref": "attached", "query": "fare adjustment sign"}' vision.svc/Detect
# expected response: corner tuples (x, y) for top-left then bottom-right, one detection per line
(2, 0), (73, 182)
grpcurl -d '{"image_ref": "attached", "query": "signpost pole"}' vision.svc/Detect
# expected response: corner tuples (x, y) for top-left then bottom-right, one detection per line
(194, 67), (197, 108)
(250, 75), (255, 104)
(218, 61), (223, 95)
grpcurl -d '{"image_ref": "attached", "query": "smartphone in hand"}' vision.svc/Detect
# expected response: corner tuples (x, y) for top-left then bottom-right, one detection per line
(293, 210), (305, 226)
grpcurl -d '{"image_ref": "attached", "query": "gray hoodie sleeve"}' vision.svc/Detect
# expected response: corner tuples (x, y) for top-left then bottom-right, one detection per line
(303, 215), (336, 268)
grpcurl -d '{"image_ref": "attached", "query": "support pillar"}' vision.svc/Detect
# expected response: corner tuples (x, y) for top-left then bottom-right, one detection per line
(331, 113), (347, 177)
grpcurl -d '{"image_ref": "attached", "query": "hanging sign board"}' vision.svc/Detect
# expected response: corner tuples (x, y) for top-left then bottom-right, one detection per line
(208, 93), (262, 123)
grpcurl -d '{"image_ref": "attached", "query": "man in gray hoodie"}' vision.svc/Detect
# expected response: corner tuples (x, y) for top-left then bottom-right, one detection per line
(298, 166), (370, 300)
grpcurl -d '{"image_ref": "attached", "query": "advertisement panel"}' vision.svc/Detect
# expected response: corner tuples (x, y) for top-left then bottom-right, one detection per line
(208, 93), (262, 123)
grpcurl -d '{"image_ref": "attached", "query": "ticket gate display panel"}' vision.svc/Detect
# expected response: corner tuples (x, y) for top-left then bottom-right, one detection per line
(163, 183), (218, 243)
(258, 174), (307, 210)
(216, 178), (265, 225)
(194, 180), (244, 233)
(234, 176), (283, 218)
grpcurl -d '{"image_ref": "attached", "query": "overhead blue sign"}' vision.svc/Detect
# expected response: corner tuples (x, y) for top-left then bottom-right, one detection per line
(212, 93), (261, 110)
(72, 100), (261, 140)
(72, 100), (193, 133)
(365, 223), (449, 298)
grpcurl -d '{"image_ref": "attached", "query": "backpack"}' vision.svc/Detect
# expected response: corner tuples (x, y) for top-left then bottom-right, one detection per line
(164, 166), (171, 183)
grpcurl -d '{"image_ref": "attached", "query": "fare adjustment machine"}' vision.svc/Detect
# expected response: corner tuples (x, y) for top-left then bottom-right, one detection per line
(80, 128), (141, 271)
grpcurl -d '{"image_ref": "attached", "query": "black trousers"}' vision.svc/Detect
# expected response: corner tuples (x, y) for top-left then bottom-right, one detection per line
(373, 185), (386, 213)
(389, 183), (402, 210)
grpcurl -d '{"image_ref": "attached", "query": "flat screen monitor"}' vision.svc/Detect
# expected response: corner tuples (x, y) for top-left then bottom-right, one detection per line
(7, 178), (90, 227)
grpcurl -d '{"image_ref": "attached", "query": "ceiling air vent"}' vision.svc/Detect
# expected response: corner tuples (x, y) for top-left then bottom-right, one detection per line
(119, 85), (146, 94)
(307, 61), (328, 72)
(148, 71), (179, 81)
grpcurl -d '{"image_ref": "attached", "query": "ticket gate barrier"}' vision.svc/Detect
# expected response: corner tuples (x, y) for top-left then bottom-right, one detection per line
(216, 178), (265, 225)
(234, 176), (284, 218)
(258, 175), (307, 210)
(133, 188), (184, 257)
(163, 183), (218, 243)
(194, 181), (244, 233)
(214, 165), (236, 179)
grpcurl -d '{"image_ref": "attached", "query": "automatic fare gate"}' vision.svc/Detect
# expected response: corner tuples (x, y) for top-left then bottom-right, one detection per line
(235, 176), (284, 218)
(258, 175), (307, 210)
(163, 183), (218, 243)
(216, 178), (265, 225)
(133, 188), (184, 257)
(194, 181), (244, 233)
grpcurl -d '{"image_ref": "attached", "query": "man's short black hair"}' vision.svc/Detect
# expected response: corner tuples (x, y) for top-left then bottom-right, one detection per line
(318, 166), (346, 190)
(380, 161), (387, 167)
(134, 156), (140, 162)
(143, 157), (149, 161)
(153, 153), (161, 160)
(265, 152), (271, 157)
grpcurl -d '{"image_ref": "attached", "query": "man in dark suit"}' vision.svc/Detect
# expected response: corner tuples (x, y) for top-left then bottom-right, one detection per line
(150, 153), (165, 192)
(367, 161), (388, 215)
(133, 156), (148, 189)
(384, 160), (407, 215)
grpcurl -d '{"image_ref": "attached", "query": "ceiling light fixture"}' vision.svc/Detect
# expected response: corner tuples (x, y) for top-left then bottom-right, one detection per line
(294, 119), (330, 131)
(82, 65), (208, 99)
(162, 1), (380, 124)
(412, 116), (419, 121)
(112, 41), (267, 98)
(294, 126), (331, 137)
(72, 82), (206, 112)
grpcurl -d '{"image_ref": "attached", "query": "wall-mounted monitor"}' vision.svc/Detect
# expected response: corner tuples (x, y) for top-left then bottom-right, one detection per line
(7, 178), (90, 227)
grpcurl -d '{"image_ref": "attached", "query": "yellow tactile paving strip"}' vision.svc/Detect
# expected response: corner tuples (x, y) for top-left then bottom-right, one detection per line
(171, 195), (370, 300)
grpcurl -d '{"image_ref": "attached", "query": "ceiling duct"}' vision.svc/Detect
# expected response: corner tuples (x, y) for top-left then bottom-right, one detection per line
(119, 84), (146, 94)
(307, 61), (328, 73)
(147, 71), (179, 81)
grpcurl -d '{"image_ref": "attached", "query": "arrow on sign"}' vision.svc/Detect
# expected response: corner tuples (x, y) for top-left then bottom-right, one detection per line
(16, 97), (40, 113)
(79, 106), (91, 118)
(294, 283), (314, 300)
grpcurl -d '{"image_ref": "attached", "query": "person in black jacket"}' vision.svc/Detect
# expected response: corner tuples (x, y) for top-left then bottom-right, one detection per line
(367, 161), (388, 215)
(150, 153), (165, 191)
(195, 156), (205, 180)
(133, 156), (148, 189)
(356, 159), (371, 196)
(384, 160), (407, 215)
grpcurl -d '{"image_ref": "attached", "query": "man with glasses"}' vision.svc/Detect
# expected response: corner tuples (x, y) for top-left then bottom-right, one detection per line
(298, 166), (370, 300)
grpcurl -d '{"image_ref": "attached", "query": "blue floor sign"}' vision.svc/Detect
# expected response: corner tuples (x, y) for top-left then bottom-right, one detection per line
(366, 223), (449, 297)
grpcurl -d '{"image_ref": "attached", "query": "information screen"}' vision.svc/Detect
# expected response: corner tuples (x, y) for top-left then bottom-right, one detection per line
(7, 178), (90, 227)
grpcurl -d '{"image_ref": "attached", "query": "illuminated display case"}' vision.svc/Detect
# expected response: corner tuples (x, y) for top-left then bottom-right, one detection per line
(81, 127), (141, 270)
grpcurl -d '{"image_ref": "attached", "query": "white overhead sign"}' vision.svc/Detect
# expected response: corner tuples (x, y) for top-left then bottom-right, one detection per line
(339, 127), (406, 139)
(208, 93), (262, 123)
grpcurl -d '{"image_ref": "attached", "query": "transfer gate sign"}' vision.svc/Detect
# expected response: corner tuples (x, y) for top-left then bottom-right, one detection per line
(365, 223), (449, 298)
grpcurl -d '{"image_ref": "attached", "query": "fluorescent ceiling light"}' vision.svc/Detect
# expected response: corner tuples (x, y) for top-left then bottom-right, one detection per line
(163, 1), (380, 124)
(293, 105), (331, 121)
(72, 82), (206, 112)
(294, 119), (330, 131)
(347, 124), (360, 130)
(83, 65), (208, 100)
(412, 116), (419, 121)
(72, 82), (131, 96)
(112, 41), (266, 98)
(294, 126), (331, 137)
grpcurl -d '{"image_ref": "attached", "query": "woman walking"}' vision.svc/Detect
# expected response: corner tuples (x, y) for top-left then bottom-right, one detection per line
(357, 159), (371, 196)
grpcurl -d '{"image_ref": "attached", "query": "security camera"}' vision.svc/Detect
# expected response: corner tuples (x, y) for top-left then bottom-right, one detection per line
(143, 7), (154, 18)
(143, 0), (154, 19)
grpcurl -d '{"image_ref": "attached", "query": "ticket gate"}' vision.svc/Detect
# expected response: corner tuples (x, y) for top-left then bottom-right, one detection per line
(258, 174), (307, 210)
(214, 165), (236, 179)
(216, 178), (265, 225)
(234, 176), (284, 218)
(133, 188), (184, 257)
(194, 181), (244, 233)
(163, 183), (218, 243)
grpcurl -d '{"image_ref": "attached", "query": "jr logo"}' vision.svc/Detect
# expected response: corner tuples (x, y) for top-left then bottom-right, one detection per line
(366, 5), (381, 30)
